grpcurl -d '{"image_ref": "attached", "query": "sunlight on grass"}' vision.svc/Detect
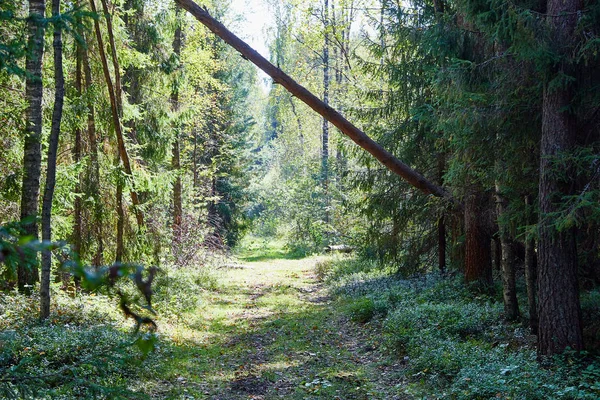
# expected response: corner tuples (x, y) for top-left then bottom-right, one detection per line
(1, 249), (402, 399)
(234, 236), (308, 261)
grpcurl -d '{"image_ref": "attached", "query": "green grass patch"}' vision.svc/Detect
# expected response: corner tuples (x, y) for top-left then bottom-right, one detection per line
(0, 255), (398, 399)
(234, 236), (308, 261)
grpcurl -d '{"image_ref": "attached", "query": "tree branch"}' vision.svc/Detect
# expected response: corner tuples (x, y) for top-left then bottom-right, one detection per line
(174, 0), (452, 200)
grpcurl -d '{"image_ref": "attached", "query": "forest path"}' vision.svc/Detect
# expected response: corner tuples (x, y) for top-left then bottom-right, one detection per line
(147, 255), (405, 399)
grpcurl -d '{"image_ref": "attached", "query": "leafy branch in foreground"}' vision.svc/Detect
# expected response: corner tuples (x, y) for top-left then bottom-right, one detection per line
(0, 222), (158, 354)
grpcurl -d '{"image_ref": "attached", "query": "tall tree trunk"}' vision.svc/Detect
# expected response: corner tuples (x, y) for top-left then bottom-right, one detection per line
(116, 170), (125, 263)
(40, 0), (65, 319)
(72, 15), (83, 279)
(173, 0), (450, 200)
(537, 0), (584, 356)
(19, 0), (46, 294)
(171, 5), (183, 243)
(438, 153), (446, 273)
(524, 195), (538, 334)
(288, 96), (304, 149)
(82, 35), (104, 266)
(90, 0), (144, 229)
(495, 184), (520, 321)
(464, 190), (493, 286)
(449, 211), (465, 271)
(322, 0), (330, 224)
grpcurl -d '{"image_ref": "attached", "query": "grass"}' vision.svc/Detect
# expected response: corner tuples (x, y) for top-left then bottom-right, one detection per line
(234, 236), (309, 262)
(3, 246), (600, 399)
(0, 249), (400, 399)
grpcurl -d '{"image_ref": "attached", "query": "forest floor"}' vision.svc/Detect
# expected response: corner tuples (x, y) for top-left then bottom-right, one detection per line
(143, 250), (405, 399)
(4, 241), (599, 399)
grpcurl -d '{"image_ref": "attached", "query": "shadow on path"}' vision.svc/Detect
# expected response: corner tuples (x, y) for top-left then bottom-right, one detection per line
(141, 257), (407, 399)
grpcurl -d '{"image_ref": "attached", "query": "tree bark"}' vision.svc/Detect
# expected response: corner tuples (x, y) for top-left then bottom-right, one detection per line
(82, 35), (104, 266)
(40, 0), (65, 319)
(524, 194), (538, 334)
(171, 5), (183, 243)
(464, 191), (493, 286)
(537, 0), (584, 356)
(175, 0), (449, 200)
(19, 0), (46, 294)
(495, 184), (520, 321)
(322, 0), (330, 224)
(90, 0), (144, 228)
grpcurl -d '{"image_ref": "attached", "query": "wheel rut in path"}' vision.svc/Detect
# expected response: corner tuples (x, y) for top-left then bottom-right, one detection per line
(154, 257), (407, 399)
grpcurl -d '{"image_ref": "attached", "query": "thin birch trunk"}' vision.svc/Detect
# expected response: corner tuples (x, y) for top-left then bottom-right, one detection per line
(41, 0), (65, 319)
(19, 0), (46, 294)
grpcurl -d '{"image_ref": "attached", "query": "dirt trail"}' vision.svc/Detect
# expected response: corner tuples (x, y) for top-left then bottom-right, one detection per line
(152, 257), (406, 399)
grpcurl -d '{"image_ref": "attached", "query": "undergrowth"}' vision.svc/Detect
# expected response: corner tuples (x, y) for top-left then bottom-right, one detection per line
(321, 257), (600, 399)
(0, 262), (220, 399)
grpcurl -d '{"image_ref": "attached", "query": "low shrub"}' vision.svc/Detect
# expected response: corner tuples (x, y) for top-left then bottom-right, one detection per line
(385, 301), (502, 341)
(153, 265), (220, 317)
(347, 297), (376, 323)
(314, 259), (334, 282)
(326, 257), (600, 399)
(0, 324), (142, 398)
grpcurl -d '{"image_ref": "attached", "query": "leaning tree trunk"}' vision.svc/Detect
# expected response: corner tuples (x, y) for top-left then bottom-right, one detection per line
(18, 0), (46, 294)
(40, 0), (65, 319)
(537, 0), (584, 356)
(174, 0), (448, 200)
(90, 0), (144, 229)
(174, 0), (523, 286)
(174, 0), (515, 283)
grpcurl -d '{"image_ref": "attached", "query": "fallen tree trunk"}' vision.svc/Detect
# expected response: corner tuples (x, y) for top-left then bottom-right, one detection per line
(325, 244), (355, 253)
(174, 0), (450, 200)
